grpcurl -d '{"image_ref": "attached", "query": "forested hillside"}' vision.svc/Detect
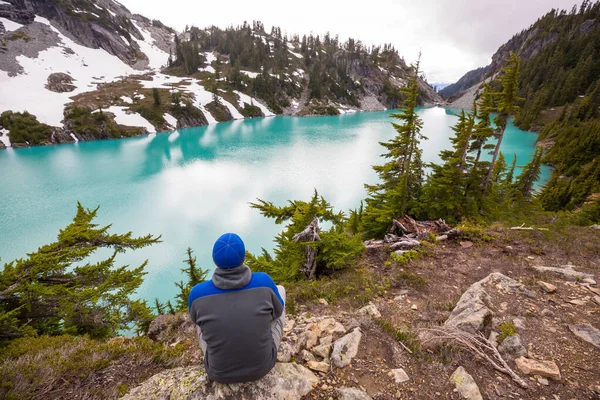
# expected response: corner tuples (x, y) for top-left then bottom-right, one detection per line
(447, 1), (600, 212)
(167, 22), (441, 116)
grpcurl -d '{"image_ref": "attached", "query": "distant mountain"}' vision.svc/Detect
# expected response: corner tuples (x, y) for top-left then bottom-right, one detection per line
(448, 1), (600, 212)
(0, 0), (441, 148)
(431, 83), (451, 91)
(438, 66), (490, 101)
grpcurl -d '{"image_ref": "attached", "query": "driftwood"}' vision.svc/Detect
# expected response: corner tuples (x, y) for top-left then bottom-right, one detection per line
(293, 218), (321, 279)
(391, 215), (452, 238)
(510, 224), (550, 231)
(420, 327), (528, 389)
(364, 216), (459, 251)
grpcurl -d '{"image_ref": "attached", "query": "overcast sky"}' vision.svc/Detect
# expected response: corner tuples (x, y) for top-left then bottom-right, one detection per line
(119, 0), (581, 83)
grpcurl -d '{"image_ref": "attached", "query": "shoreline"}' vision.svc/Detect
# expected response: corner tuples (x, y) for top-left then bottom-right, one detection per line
(0, 103), (450, 151)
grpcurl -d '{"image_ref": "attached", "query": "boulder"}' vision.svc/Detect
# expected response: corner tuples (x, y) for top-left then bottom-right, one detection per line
(312, 343), (332, 360)
(45, 72), (76, 93)
(530, 265), (595, 282)
(358, 302), (381, 319)
(514, 357), (561, 380)
(337, 387), (372, 400)
(445, 273), (530, 334)
(568, 324), (600, 349)
(331, 328), (362, 368)
(123, 363), (319, 400)
(450, 366), (483, 400)
(498, 334), (527, 360)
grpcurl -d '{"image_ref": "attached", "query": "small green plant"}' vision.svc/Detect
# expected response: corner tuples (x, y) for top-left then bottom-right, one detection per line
(375, 318), (420, 354)
(497, 321), (518, 344)
(390, 249), (420, 265)
(456, 222), (493, 242)
(393, 270), (426, 288)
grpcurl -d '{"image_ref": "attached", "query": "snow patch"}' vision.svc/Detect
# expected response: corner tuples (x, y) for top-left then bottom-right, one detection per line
(0, 128), (11, 148)
(290, 51), (303, 59)
(241, 70), (259, 78)
(164, 113), (178, 128)
(186, 81), (218, 124)
(0, 0), (11, 4)
(234, 90), (275, 117)
(0, 17), (23, 32)
(130, 20), (169, 70)
(220, 99), (244, 120)
(69, 133), (79, 142)
(121, 96), (133, 104)
(0, 17), (135, 126)
(107, 106), (156, 133)
(120, 35), (130, 45)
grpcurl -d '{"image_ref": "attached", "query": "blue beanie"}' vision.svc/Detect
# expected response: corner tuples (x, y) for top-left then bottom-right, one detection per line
(212, 233), (246, 269)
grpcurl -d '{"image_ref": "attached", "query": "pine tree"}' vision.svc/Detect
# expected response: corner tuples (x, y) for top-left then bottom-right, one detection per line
(484, 52), (522, 192)
(173, 248), (209, 311)
(361, 55), (425, 238)
(152, 88), (161, 106)
(420, 109), (475, 221)
(0, 203), (160, 340)
(515, 147), (544, 198)
(246, 191), (363, 281)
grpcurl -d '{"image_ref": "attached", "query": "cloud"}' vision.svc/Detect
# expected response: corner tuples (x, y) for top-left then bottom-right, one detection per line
(118, 0), (581, 83)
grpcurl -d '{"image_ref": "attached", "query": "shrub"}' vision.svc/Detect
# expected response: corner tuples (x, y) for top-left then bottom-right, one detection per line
(497, 321), (518, 344)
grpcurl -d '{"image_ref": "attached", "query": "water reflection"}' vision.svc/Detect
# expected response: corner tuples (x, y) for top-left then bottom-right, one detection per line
(0, 108), (550, 303)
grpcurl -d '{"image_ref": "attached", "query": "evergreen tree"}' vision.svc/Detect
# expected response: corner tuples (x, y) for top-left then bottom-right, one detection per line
(0, 203), (160, 340)
(246, 191), (363, 281)
(173, 248), (209, 312)
(420, 109), (475, 221)
(515, 147), (544, 198)
(152, 88), (161, 106)
(484, 52), (522, 192)
(360, 55), (425, 238)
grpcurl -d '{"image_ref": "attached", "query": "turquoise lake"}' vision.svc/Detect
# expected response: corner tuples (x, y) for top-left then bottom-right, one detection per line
(0, 107), (551, 304)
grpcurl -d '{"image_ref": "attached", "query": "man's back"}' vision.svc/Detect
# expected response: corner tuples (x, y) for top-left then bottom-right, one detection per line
(188, 266), (284, 384)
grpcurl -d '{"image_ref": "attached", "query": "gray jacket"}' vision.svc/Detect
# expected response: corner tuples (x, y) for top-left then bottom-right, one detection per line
(188, 265), (284, 383)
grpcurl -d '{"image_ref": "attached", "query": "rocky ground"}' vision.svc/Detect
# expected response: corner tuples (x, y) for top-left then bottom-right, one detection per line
(127, 225), (599, 400)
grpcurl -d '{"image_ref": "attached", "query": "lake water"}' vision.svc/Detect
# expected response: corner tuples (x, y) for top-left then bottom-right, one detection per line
(0, 107), (551, 304)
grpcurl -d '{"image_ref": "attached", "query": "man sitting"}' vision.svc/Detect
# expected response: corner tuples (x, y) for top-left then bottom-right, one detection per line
(188, 233), (286, 384)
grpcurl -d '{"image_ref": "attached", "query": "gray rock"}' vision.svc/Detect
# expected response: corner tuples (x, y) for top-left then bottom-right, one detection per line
(446, 273), (523, 334)
(123, 363), (319, 400)
(530, 265), (595, 282)
(312, 343), (332, 360)
(450, 366), (483, 400)
(568, 324), (600, 349)
(337, 387), (372, 400)
(498, 334), (527, 360)
(391, 368), (410, 383)
(277, 342), (294, 362)
(45, 72), (76, 93)
(590, 224), (600, 230)
(331, 328), (362, 368)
